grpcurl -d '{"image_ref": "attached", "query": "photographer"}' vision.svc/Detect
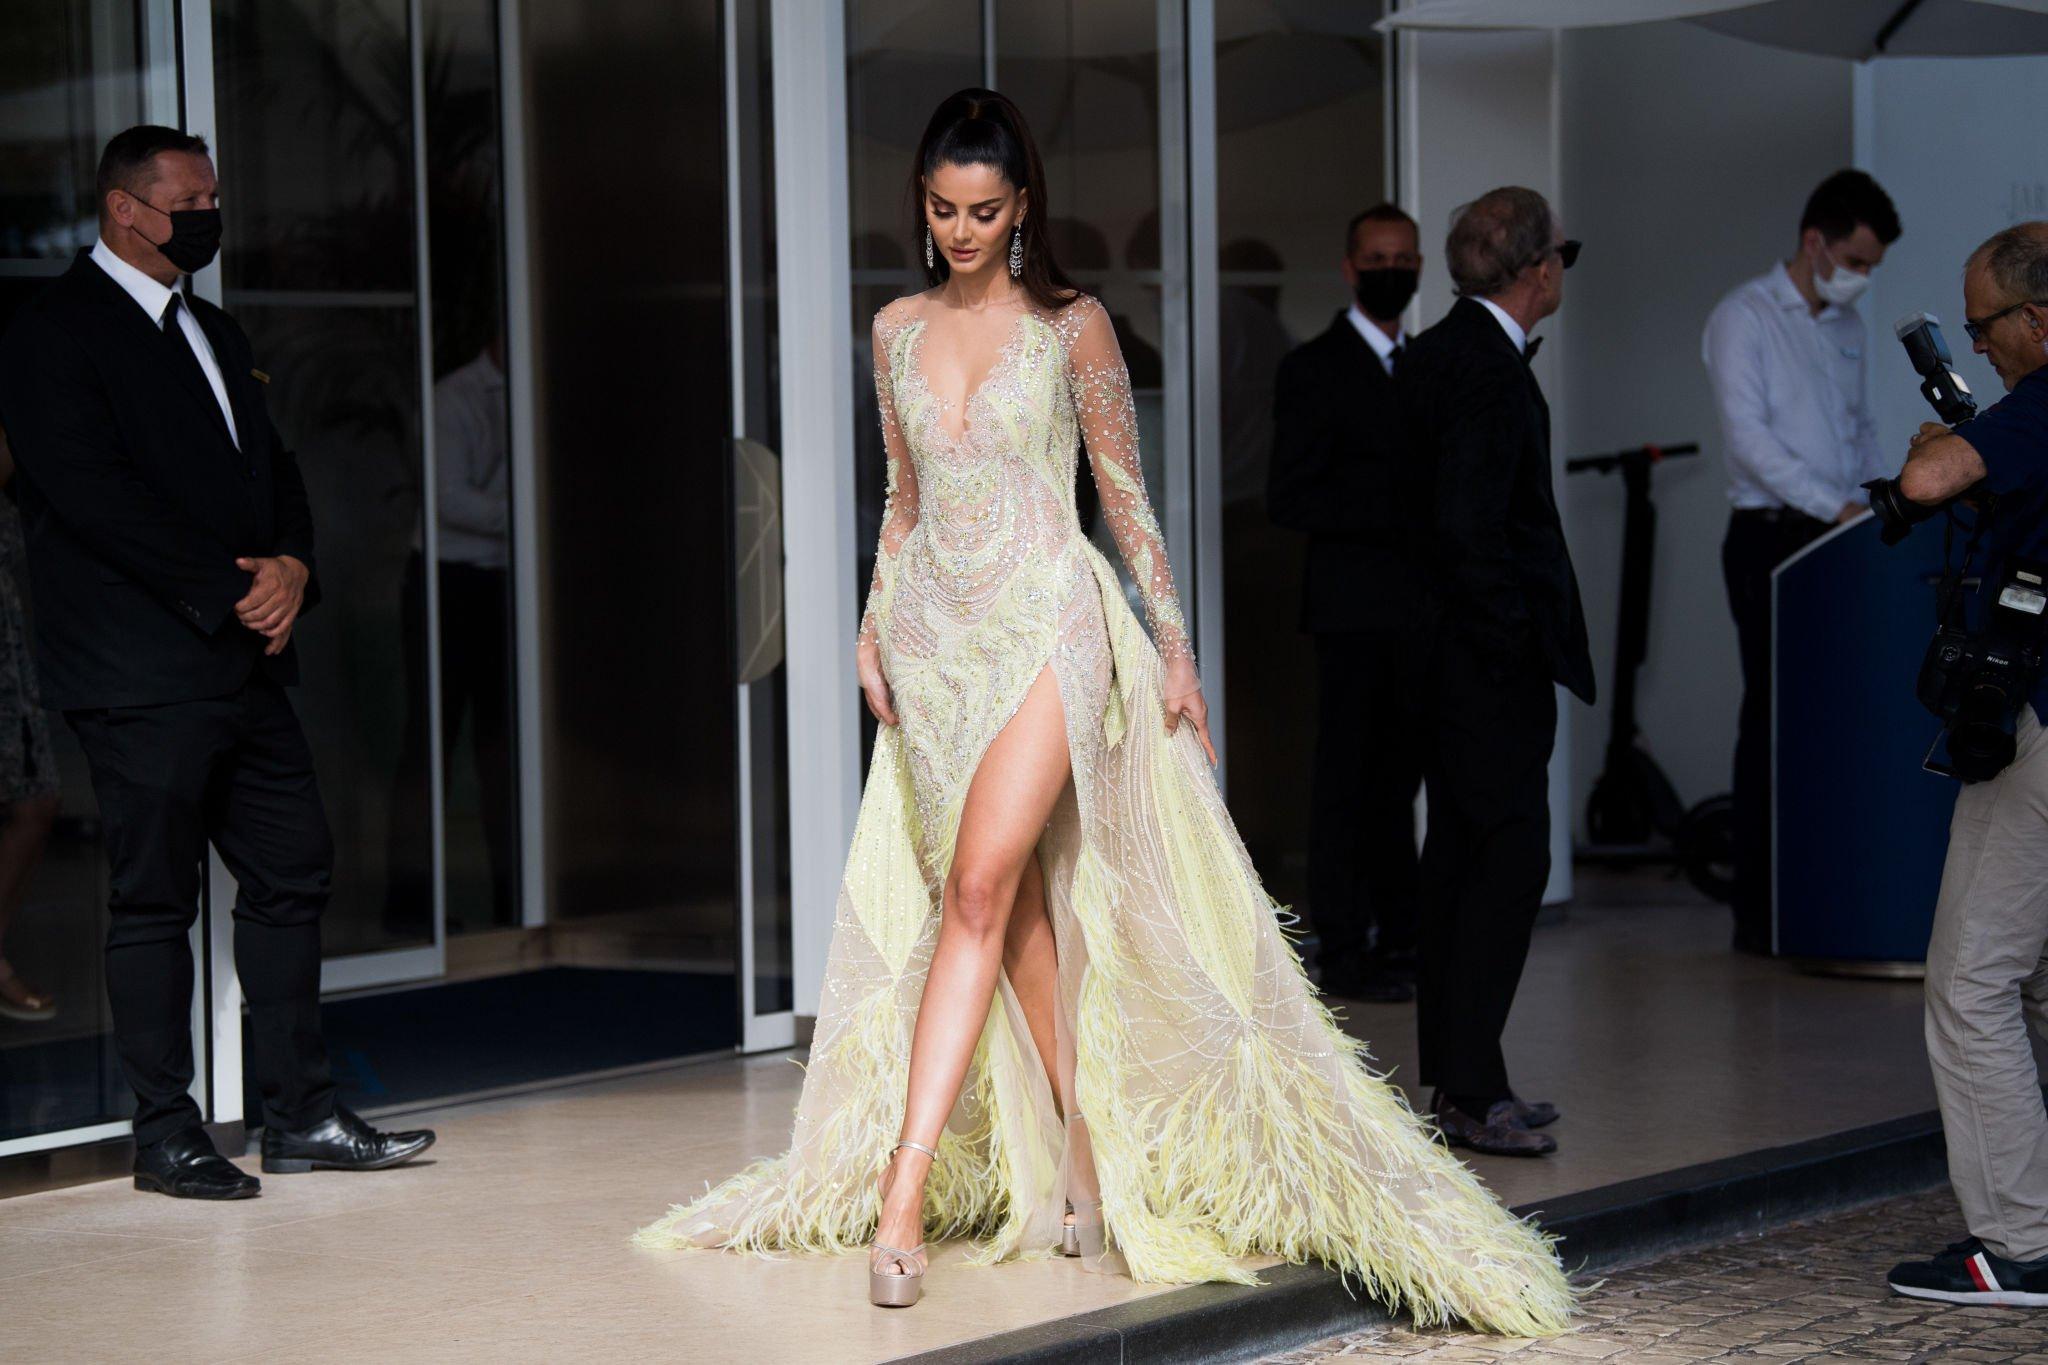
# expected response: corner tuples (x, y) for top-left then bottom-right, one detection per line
(1883, 222), (2048, 1307)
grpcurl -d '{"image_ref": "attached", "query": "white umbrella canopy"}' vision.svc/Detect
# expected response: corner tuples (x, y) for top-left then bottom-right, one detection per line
(1378, 0), (2048, 59)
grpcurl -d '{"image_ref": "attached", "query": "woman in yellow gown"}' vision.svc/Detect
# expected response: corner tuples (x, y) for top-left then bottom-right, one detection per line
(638, 88), (1573, 1336)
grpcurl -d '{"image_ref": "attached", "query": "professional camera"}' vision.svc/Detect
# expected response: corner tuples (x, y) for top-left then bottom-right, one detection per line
(1870, 312), (2041, 780)
(1863, 312), (1979, 545)
(1917, 558), (2048, 781)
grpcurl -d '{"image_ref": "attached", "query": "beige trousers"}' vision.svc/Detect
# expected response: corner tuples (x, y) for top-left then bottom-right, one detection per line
(1927, 707), (2048, 1262)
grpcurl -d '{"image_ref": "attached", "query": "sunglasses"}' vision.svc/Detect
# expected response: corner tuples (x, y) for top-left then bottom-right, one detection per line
(1963, 299), (2044, 344)
(1530, 240), (1582, 272)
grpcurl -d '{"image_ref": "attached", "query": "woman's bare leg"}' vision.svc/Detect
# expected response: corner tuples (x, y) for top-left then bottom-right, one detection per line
(1001, 851), (1062, 1108)
(876, 669), (1071, 1269)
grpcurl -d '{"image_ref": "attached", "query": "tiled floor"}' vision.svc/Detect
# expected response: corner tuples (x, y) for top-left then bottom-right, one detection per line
(1262, 1187), (2046, 1363)
(0, 875), (1982, 1362)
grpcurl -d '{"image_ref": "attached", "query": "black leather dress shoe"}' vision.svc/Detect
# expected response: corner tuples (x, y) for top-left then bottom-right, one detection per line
(1429, 1092), (1557, 1157)
(261, 1104), (435, 1173)
(1509, 1094), (1560, 1128)
(134, 1129), (261, 1200)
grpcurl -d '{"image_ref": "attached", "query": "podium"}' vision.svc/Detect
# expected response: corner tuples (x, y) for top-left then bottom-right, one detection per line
(1773, 517), (1956, 963)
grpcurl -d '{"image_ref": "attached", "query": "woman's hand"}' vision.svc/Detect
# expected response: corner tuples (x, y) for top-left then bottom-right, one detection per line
(858, 640), (898, 726)
(1162, 658), (1216, 766)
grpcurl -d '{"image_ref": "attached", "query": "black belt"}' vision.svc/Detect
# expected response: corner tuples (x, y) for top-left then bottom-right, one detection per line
(1731, 506), (1826, 527)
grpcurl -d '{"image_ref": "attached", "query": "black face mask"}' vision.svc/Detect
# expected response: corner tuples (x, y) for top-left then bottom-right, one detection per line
(1352, 267), (1418, 322)
(135, 201), (222, 275)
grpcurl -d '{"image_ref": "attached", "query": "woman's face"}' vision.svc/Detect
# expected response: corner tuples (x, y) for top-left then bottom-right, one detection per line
(923, 161), (1025, 281)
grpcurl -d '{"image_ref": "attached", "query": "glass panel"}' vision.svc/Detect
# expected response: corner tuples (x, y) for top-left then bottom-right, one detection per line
(732, 0), (791, 1019)
(524, 0), (736, 1039)
(995, 0), (1168, 628)
(421, 0), (517, 935)
(212, 0), (433, 957)
(0, 0), (163, 1143)
(845, 0), (984, 763)
(1213, 1), (1387, 909)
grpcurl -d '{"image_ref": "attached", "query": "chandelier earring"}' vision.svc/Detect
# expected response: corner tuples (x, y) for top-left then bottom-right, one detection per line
(924, 225), (934, 272)
(1009, 222), (1024, 278)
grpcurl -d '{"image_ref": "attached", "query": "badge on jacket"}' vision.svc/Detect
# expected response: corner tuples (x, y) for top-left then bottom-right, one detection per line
(251, 368), (270, 385)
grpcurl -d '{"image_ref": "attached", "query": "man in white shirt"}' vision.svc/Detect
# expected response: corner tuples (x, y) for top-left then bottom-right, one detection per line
(1702, 170), (1900, 954)
(386, 338), (514, 934)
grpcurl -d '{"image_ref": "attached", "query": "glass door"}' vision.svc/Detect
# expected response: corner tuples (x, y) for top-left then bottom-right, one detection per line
(0, 0), (186, 1158)
(208, 0), (449, 994)
(728, 0), (795, 1052)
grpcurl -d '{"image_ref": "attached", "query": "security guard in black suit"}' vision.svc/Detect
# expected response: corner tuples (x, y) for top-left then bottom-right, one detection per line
(1269, 204), (1425, 1004)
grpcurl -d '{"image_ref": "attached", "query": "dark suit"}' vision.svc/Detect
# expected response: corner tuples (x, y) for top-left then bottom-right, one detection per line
(0, 251), (336, 1147)
(1268, 312), (1420, 977)
(1400, 296), (1594, 1103)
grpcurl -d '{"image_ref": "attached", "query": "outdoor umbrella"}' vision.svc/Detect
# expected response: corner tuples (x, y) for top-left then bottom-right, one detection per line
(1378, 0), (2048, 60)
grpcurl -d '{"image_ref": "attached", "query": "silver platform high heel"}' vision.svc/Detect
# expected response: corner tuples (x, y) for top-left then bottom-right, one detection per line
(870, 1139), (936, 1308)
(1063, 1195), (1106, 1259)
(1060, 1112), (1106, 1259)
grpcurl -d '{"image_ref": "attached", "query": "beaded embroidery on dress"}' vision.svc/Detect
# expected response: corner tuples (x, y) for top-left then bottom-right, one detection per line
(637, 293), (1573, 1336)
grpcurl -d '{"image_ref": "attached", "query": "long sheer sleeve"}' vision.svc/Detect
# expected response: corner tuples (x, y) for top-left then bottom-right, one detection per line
(1066, 300), (1195, 671)
(858, 314), (920, 647)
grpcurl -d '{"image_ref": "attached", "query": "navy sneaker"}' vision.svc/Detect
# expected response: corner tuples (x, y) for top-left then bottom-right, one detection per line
(1888, 1237), (2048, 1307)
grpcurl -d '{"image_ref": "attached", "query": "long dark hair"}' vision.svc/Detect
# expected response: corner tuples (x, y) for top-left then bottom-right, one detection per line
(909, 88), (1076, 311)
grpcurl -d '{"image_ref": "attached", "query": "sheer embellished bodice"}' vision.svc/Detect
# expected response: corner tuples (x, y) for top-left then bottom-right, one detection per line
(857, 294), (1190, 667)
(638, 292), (1574, 1338)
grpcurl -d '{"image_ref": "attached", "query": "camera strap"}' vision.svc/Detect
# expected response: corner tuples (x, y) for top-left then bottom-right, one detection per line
(1936, 504), (1992, 629)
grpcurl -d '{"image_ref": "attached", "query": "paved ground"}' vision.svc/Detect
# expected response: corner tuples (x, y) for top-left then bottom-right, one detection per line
(1262, 1188), (2048, 1363)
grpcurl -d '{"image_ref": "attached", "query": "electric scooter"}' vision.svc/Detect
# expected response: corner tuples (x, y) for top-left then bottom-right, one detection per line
(1566, 441), (1734, 902)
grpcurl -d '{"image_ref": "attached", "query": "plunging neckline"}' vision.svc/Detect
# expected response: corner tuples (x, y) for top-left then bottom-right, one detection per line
(908, 308), (1033, 447)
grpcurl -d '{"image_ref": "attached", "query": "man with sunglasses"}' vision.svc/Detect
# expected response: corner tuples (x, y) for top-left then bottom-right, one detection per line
(1703, 169), (1902, 956)
(1879, 222), (2048, 1309)
(1398, 186), (1591, 1157)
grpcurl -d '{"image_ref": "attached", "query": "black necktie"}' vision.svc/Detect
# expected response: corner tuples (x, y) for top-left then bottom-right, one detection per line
(1523, 335), (1543, 363)
(158, 291), (230, 443)
(1387, 342), (1403, 376)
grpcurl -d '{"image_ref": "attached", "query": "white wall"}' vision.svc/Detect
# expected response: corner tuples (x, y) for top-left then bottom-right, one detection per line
(1400, 28), (1576, 900)
(1860, 56), (2048, 441)
(1556, 22), (1852, 832)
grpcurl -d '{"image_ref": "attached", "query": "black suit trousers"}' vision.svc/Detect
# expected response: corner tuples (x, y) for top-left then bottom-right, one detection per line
(1415, 629), (1557, 1100)
(1308, 630), (1421, 971)
(1721, 510), (1829, 950)
(68, 677), (336, 1147)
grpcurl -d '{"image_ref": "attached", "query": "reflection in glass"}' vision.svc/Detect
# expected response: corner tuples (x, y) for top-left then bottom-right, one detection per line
(1215, 1), (1387, 906)
(733, 2), (792, 1018)
(415, 0), (517, 936)
(213, 0), (431, 957)
(524, 0), (735, 999)
(0, 0), (158, 1142)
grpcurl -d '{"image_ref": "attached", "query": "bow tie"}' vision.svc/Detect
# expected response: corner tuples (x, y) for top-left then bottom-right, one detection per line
(1522, 335), (1543, 363)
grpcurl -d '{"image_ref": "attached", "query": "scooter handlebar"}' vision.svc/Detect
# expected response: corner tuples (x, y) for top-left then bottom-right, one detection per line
(1565, 442), (1701, 475)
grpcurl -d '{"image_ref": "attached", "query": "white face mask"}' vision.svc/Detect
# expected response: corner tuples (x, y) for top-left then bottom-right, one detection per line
(1813, 245), (1871, 307)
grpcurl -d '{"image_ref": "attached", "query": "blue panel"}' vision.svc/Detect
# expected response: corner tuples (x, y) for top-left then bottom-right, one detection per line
(1774, 519), (1957, 960)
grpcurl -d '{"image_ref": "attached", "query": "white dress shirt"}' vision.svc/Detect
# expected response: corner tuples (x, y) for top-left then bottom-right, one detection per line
(1701, 262), (1887, 522)
(91, 238), (239, 449)
(1476, 295), (1529, 356)
(1344, 304), (1404, 375)
(428, 351), (510, 569)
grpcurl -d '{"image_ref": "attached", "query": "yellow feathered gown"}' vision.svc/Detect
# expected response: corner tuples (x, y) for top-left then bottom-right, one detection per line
(638, 293), (1574, 1336)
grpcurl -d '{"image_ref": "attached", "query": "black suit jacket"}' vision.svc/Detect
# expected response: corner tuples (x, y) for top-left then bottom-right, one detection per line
(1399, 296), (1595, 704)
(1267, 312), (1414, 633)
(0, 252), (319, 711)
